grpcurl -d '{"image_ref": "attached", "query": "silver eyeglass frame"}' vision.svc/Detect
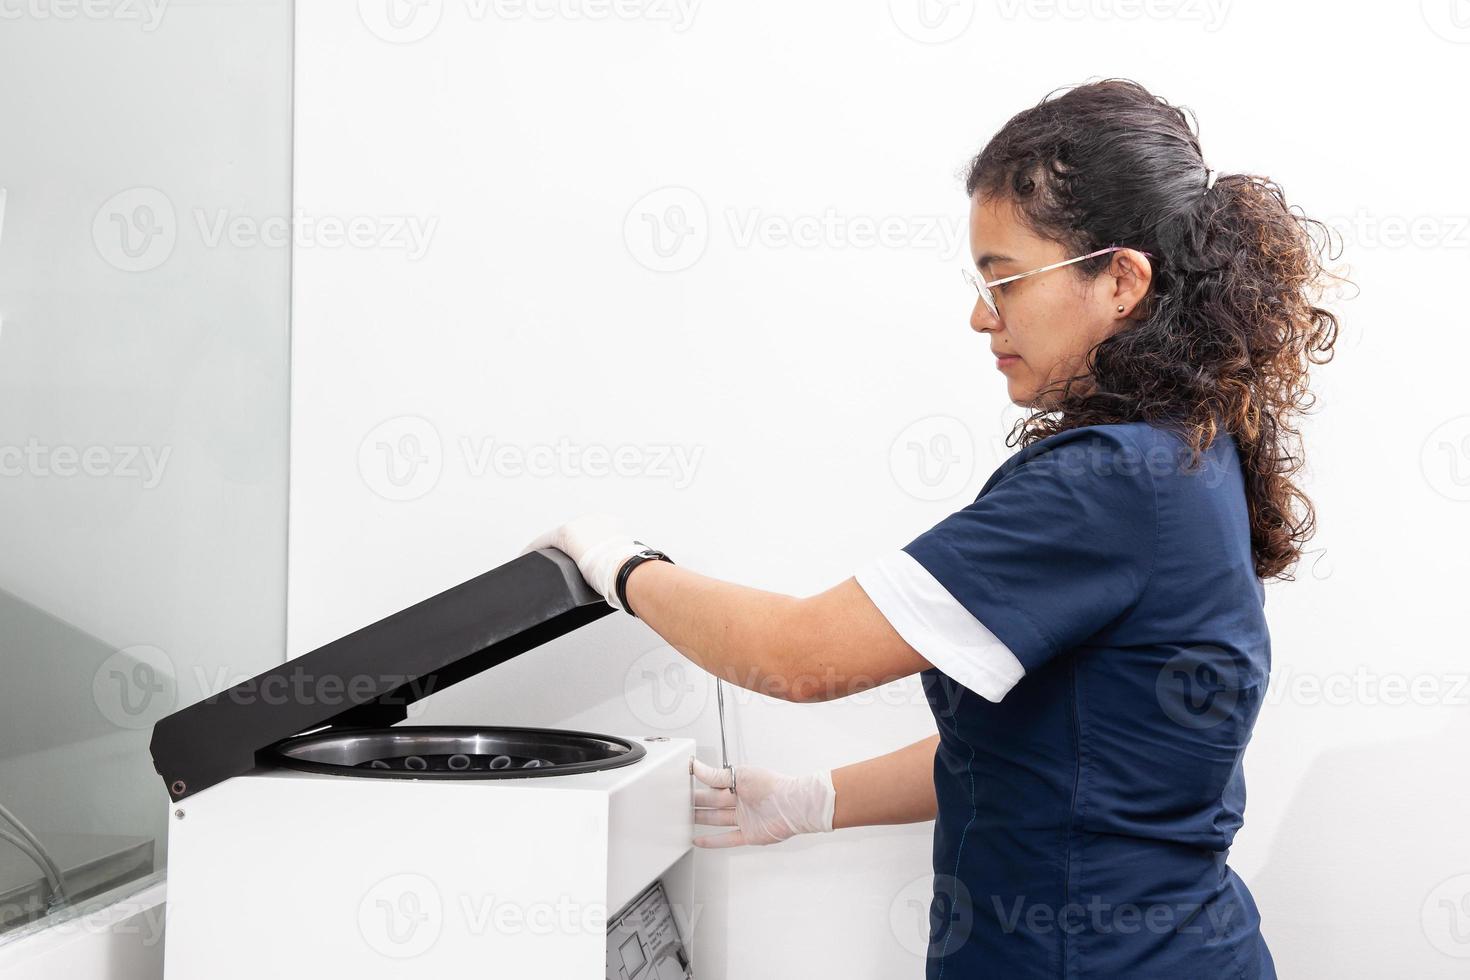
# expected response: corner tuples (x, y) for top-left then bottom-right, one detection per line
(962, 245), (1155, 320)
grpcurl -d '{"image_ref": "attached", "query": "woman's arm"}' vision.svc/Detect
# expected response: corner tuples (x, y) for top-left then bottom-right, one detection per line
(833, 734), (939, 828)
(625, 558), (931, 704)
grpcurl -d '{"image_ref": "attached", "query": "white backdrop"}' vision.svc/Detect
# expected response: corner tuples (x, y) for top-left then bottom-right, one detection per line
(288, 2), (1470, 976)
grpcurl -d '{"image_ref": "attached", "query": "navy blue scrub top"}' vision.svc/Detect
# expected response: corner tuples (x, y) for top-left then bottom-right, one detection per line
(903, 422), (1275, 979)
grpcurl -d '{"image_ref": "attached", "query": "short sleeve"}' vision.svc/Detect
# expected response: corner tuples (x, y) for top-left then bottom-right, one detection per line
(860, 428), (1158, 701)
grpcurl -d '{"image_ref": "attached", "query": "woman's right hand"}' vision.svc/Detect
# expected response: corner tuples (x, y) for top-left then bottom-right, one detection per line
(691, 758), (836, 848)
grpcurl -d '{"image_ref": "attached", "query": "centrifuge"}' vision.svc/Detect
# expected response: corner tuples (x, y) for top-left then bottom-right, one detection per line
(150, 548), (696, 978)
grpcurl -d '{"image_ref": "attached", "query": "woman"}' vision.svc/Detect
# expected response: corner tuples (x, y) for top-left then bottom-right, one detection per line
(530, 78), (1340, 978)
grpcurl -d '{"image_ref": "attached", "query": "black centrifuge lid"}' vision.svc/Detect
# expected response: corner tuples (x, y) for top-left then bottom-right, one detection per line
(149, 548), (613, 801)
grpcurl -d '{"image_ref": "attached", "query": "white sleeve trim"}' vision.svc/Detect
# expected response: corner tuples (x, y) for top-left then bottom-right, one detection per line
(854, 550), (1025, 703)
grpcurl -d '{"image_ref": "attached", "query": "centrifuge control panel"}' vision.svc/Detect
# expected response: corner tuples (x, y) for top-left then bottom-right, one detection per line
(606, 881), (692, 980)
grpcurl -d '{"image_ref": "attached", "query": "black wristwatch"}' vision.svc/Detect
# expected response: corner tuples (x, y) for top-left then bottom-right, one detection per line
(615, 543), (674, 618)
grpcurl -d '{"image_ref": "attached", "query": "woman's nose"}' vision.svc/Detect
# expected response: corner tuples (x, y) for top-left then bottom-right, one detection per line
(970, 297), (1000, 334)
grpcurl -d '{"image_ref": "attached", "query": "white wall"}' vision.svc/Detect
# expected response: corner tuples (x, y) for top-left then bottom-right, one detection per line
(288, 2), (1470, 976)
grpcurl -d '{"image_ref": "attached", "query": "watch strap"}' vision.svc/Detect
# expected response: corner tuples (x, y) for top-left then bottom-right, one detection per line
(615, 545), (674, 618)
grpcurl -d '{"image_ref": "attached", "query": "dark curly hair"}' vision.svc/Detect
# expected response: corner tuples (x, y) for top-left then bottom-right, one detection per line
(964, 78), (1345, 580)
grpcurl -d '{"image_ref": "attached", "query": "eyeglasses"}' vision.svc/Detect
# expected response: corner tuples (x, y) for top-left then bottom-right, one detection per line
(961, 245), (1155, 320)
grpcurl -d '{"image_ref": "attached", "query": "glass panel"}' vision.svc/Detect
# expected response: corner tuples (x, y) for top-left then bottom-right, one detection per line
(0, 4), (292, 936)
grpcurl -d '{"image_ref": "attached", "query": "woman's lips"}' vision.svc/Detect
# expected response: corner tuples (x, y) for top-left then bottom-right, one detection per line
(995, 353), (1021, 371)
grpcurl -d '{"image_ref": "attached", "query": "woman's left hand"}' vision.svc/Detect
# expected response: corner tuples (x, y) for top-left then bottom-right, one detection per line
(522, 513), (647, 611)
(691, 758), (836, 848)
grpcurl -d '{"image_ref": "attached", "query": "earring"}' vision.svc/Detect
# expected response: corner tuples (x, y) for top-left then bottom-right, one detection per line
(1116, 305), (1126, 313)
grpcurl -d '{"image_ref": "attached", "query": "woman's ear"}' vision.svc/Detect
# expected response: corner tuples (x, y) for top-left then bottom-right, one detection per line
(1109, 249), (1153, 317)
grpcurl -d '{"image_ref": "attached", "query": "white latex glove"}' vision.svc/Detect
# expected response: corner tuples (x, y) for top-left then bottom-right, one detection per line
(521, 513), (646, 612)
(691, 758), (836, 848)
